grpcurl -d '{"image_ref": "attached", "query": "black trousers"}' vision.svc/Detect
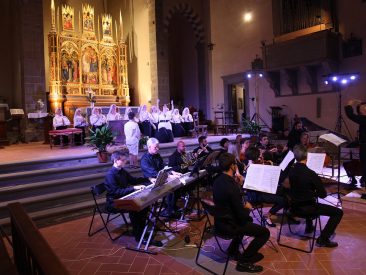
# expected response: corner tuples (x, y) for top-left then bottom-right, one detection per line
(293, 203), (343, 239)
(226, 222), (270, 261)
(129, 208), (149, 242)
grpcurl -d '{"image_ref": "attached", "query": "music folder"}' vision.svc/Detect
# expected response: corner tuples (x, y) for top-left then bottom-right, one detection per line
(243, 164), (281, 194)
(153, 167), (171, 189)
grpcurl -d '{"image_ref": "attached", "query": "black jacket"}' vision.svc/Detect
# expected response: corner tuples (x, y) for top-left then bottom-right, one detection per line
(140, 152), (165, 178)
(168, 150), (189, 173)
(104, 166), (149, 210)
(345, 105), (366, 143)
(288, 162), (327, 206)
(213, 173), (252, 234)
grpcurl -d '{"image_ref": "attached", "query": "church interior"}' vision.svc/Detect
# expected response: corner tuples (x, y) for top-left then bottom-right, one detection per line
(1, 0), (366, 274)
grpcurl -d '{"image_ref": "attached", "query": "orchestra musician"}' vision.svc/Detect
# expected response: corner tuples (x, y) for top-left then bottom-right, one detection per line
(256, 133), (287, 164)
(168, 141), (190, 174)
(213, 153), (269, 273)
(244, 146), (286, 227)
(140, 138), (181, 218)
(289, 145), (343, 247)
(104, 150), (162, 247)
(287, 121), (307, 150)
(345, 99), (366, 187)
(193, 135), (213, 158)
(239, 137), (251, 165)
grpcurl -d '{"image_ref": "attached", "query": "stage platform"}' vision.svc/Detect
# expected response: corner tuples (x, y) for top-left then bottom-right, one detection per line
(0, 134), (240, 164)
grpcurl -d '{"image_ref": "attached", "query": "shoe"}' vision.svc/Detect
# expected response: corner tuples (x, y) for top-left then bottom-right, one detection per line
(141, 239), (163, 247)
(304, 224), (315, 234)
(316, 237), (338, 248)
(264, 217), (276, 228)
(239, 252), (264, 264)
(236, 262), (263, 273)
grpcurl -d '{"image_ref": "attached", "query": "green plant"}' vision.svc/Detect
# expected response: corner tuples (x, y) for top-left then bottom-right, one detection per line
(242, 119), (261, 135)
(139, 136), (149, 149)
(87, 125), (115, 152)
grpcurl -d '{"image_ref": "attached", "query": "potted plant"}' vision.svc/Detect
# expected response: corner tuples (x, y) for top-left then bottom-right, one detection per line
(139, 136), (149, 150)
(87, 125), (115, 163)
(242, 118), (261, 136)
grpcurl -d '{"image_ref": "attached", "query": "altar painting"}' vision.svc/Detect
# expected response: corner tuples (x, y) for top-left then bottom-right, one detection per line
(61, 51), (79, 83)
(82, 46), (99, 84)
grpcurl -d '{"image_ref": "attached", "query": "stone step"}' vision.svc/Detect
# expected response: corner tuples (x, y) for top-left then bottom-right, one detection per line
(0, 187), (93, 220)
(0, 169), (143, 202)
(0, 144), (220, 187)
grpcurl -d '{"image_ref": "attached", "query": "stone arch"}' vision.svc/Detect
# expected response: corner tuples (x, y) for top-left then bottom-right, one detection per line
(164, 2), (205, 44)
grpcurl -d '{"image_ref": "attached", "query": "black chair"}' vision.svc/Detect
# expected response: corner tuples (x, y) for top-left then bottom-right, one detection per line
(277, 199), (322, 253)
(195, 199), (245, 275)
(88, 183), (130, 241)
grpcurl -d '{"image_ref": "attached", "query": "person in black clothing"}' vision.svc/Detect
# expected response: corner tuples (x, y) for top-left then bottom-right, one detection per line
(289, 145), (343, 247)
(213, 153), (269, 273)
(168, 141), (190, 174)
(193, 135), (213, 158)
(345, 99), (366, 186)
(287, 121), (307, 150)
(140, 137), (180, 218)
(104, 150), (162, 246)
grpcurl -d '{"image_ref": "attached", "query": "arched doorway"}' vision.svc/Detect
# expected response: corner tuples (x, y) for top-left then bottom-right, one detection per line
(164, 3), (207, 115)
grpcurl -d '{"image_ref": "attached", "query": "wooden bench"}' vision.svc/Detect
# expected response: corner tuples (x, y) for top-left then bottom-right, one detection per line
(0, 232), (17, 275)
(49, 128), (82, 149)
(7, 202), (70, 275)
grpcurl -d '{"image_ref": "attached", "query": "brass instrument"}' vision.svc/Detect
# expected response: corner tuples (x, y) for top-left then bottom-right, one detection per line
(181, 151), (198, 169)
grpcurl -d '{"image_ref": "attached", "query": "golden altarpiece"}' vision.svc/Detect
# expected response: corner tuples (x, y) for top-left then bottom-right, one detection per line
(48, 1), (129, 117)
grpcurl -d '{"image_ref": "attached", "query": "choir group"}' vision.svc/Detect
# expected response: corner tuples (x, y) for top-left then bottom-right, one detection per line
(52, 100), (195, 145)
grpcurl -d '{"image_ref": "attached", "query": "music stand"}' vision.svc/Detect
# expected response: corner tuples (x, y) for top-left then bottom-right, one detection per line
(318, 133), (348, 206)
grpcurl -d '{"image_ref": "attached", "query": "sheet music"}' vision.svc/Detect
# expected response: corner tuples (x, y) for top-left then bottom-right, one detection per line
(319, 133), (347, 147)
(243, 164), (281, 194)
(279, 150), (294, 171)
(306, 152), (326, 174)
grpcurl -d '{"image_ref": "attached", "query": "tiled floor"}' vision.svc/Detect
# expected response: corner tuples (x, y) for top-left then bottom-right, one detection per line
(36, 199), (366, 275)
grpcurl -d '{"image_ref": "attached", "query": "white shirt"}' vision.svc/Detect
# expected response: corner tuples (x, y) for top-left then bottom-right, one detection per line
(158, 112), (172, 130)
(90, 114), (106, 126)
(73, 115), (87, 127)
(182, 114), (193, 122)
(171, 114), (183, 123)
(106, 113), (122, 122)
(124, 120), (141, 144)
(53, 114), (71, 129)
(139, 111), (152, 122)
(150, 112), (159, 124)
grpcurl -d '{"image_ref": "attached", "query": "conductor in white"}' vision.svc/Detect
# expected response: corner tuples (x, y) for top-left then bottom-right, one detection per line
(124, 111), (141, 168)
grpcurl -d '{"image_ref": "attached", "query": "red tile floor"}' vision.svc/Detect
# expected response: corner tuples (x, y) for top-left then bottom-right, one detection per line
(37, 199), (366, 275)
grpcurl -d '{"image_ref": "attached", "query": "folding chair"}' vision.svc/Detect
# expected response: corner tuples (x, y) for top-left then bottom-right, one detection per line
(88, 183), (130, 241)
(277, 202), (322, 253)
(196, 199), (245, 275)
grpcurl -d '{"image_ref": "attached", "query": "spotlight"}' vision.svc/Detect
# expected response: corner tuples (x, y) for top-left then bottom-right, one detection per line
(332, 76), (338, 82)
(341, 79), (348, 84)
(247, 73), (252, 79)
(324, 80), (329, 85)
(350, 75), (356, 80)
(243, 12), (252, 22)
(259, 73), (263, 78)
